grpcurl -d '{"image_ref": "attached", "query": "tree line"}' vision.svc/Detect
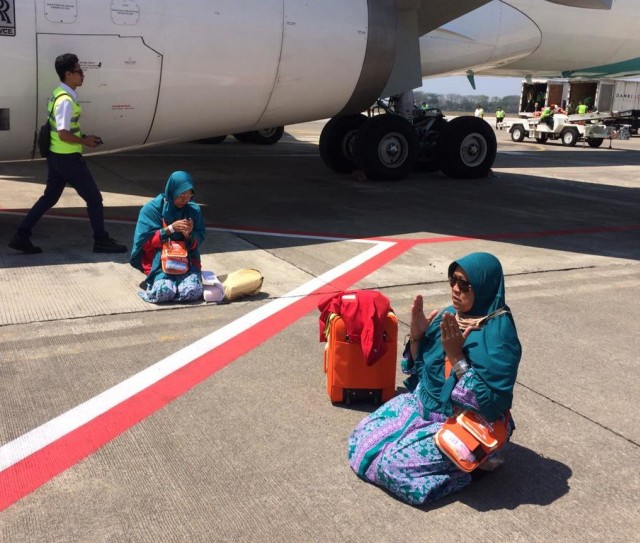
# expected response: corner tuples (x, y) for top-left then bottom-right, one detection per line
(413, 91), (520, 114)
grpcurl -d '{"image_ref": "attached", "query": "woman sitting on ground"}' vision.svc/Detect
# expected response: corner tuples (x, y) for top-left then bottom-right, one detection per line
(348, 252), (522, 505)
(130, 171), (206, 303)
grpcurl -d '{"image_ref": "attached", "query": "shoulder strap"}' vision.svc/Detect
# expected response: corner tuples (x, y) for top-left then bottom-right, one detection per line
(444, 357), (452, 379)
(476, 307), (511, 327)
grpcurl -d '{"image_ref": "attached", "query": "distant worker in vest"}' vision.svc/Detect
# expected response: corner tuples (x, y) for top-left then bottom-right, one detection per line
(540, 104), (557, 128)
(8, 53), (127, 255)
(495, 106), (506, 130)
(474, 104), (484, 119)
(576, 101), (588, 114)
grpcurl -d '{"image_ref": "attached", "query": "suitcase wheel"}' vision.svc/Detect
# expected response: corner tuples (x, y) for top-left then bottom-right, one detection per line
(343, 389), (383, 406)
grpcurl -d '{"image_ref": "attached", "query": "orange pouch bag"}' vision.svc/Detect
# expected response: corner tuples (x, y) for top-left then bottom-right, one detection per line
(435, 410), (509, 472)
(161, 239), (189, 275)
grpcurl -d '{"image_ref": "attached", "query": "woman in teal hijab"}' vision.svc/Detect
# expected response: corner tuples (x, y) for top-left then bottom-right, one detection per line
(348, 252), (522, 505)
(130, 171), (206, 303)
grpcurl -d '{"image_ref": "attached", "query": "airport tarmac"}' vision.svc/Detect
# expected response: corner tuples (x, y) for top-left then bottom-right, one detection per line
(0, 120), (639, 542)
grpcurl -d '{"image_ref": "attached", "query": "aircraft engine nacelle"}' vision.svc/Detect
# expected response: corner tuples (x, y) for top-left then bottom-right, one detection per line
(420, 2), (541, 78)
(0, 0), (399, 161)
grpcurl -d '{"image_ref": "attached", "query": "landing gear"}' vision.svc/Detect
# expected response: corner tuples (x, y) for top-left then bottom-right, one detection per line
(319, 114), (368, 173)
(233, 126), (284, 145)
(437, 116), (496, 179)
(353, 114), (418, 181)
(319, 93), (497, 181)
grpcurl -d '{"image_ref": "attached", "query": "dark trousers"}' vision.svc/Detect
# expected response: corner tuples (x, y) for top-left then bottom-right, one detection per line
(18, 152), (107, 239)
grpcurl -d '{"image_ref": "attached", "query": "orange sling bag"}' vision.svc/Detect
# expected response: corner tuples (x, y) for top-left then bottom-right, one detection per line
(160, 219), (189, 275)
(434, 358), (510, 472)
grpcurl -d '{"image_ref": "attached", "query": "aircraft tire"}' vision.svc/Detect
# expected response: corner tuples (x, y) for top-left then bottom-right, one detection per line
(319, 114), (368, 173)
(233, 126), (284, 145)
(587, 138), (604, 148)
(353, 114), (418, 181)
(438, 117), (497, 179)
(561, 128), (579, 146)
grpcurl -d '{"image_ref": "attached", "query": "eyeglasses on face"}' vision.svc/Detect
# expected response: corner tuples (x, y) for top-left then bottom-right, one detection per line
(449, 275), (472, 293)
(176, 191), (193, 200)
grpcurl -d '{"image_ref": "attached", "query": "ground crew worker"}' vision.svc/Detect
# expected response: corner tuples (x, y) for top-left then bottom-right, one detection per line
(495, 107), (506, 130)
(474, 104), (484, 119)
(576, 101), (588, 114)
(540, 104), (556, 128)
(8, 53), (128, 254)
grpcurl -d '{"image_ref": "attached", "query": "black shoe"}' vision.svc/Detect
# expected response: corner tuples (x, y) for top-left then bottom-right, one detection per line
(93, 236), (128, 253)
(8, 233), (42, 254)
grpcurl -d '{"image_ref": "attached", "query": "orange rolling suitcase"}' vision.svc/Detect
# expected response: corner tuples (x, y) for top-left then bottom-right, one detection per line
(322, 312), (398, 405)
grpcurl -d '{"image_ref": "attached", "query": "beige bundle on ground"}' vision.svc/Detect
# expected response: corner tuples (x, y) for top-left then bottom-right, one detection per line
(219, 269), (264, 301)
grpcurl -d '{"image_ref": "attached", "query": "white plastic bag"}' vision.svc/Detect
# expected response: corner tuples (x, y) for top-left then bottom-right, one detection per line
(201, 270), (225, 303)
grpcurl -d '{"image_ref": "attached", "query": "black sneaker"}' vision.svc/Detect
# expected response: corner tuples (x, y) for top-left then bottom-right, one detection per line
(8, 232), (43, 254)
(93, 236), (128, 253)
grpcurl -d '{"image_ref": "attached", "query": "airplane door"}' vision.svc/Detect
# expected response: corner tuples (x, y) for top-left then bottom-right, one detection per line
(36, 34), (161, 153)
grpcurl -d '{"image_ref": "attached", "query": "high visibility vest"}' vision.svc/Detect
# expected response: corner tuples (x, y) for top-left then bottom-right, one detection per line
(576, 104), (588, 114)
(496, 110), (505, 119)
(48, 86), (83, 154)
(540, 107), (552, 119)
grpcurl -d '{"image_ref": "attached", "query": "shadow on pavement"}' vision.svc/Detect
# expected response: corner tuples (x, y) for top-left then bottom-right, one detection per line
(423, 442), (572, 512)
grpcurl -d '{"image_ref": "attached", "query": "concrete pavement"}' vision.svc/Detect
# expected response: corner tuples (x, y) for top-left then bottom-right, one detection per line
(0, 122), (639, 542)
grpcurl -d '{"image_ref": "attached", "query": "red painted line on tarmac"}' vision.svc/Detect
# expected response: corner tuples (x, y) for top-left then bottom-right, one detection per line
(1, 208), (638, 243)
(0, 239), (415, 511)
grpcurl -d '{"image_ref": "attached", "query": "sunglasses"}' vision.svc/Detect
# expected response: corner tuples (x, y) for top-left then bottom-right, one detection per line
(176, 191), (193, 200)
(449, 275), (472, 293)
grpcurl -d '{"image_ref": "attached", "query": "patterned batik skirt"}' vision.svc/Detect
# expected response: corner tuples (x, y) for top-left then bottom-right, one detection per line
(348, 390), (472, 505)
(139, 272), (203, 303)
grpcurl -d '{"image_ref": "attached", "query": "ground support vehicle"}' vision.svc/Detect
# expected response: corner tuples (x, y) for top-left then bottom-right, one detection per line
(519, 78), (640, 135)
(319, 96), (497, 181)
(508, 113), (620, 147)
(603, 110), (640, 135)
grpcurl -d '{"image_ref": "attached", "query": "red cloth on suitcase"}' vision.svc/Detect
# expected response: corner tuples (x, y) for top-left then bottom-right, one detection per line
(318, 290), (392, 366)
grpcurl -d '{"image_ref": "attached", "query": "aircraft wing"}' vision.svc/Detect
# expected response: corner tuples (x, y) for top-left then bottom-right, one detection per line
(412, 0), (492, 36)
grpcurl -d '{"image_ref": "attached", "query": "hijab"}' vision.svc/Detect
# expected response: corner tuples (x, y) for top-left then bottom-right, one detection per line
(415, 252), (522, 420)
(129, 171), (206, 281)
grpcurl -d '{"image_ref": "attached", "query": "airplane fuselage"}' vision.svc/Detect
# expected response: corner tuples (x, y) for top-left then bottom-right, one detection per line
(1, 0), (399, 160)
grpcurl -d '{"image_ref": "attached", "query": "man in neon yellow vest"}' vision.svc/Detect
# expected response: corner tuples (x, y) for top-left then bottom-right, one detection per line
(576, 101), (588, 114)
(9, 53), (127, 254)
(495, 107), (506, 130)
(540, 104), (556, 128)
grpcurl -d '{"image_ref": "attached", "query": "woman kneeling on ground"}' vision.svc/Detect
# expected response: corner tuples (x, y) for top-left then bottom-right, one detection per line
(348, 252), (522, 505)
(130, 171), (206, 303)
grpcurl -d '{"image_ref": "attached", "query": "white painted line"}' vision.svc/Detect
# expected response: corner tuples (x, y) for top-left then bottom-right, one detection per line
(0, 239), (395, 471)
